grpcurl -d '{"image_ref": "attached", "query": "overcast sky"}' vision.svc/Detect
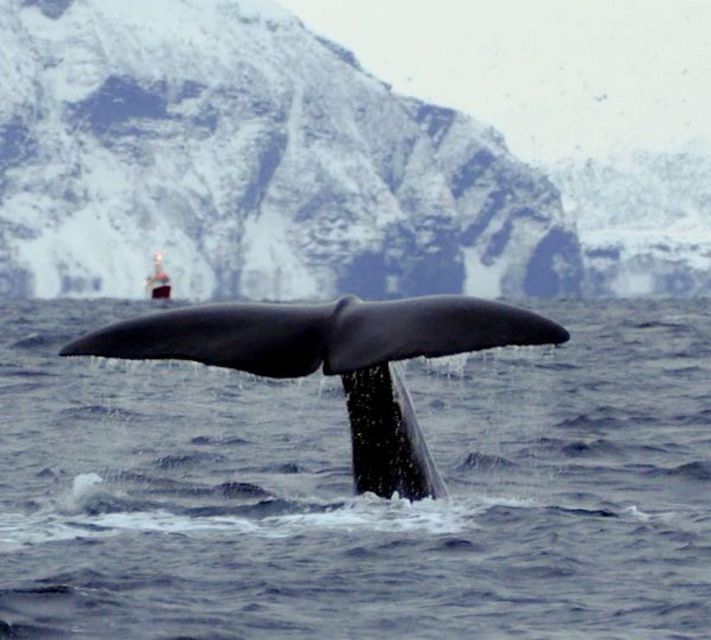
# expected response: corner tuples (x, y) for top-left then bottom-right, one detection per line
(278, 0), (711, 165)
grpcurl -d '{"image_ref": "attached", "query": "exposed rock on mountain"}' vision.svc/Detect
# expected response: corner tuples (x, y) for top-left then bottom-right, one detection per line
(552, 146), (711, 297)
(0, 0), (581, 300)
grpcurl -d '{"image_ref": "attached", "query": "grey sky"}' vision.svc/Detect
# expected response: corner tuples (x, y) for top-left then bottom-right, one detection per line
(278, 0), (711, 164)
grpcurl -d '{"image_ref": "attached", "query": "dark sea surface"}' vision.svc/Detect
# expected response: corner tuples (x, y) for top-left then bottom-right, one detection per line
(1, 298), (709, 639)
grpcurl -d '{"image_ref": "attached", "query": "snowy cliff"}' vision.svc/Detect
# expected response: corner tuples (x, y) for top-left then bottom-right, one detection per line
(551, 146), (711, 297)
(0, 0), (581, 300)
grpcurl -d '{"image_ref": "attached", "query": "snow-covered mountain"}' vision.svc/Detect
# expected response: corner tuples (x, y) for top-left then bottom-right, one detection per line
(0, 0), (582, 300)
(551, 145), (711, 297)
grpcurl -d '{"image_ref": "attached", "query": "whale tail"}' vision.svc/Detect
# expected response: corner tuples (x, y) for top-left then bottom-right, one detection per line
(60, 295), (569, 376)
(60, 295), (569, 501)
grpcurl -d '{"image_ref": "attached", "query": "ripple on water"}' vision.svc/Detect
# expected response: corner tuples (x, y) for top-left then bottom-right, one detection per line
(456, 451), (517, 471)
(656, 461), (711, 481)
(2, 298), (710, 639)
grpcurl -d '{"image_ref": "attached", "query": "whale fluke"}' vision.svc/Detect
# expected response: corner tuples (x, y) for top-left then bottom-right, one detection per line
(60, 295), (569, 501)
(60, 295), (568, 376)
(324, 295), (568, 374)
(60, 301), (334, 378)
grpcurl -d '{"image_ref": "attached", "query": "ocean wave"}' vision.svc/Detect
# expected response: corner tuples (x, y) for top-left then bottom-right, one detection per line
(554, 413), (620, 430)
(58, 404), (149, 422)
(0, 617), (66, 640)
(545, 505), (618, 518)
(190, 435), (250, 446)
(3, 297), (710, 637)
(185, 497), (332, 519)
(660, 461), (711, 481)
(10, 332), (57, 350)
(632, 320), (688, 330)
(560, 439), (623, 458)
(456, 451), (517, 471)
(0, 496), (470, 550)
(1, 366), (57, 378)
(154, 452), (227, 469)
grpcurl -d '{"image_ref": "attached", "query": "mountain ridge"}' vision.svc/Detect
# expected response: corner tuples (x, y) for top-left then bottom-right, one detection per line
(552, 146), (711, 297)
(2, 0), (581, 300)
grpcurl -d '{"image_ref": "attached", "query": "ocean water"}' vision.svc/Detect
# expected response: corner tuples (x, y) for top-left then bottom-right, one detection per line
(0, 298), (709, 639)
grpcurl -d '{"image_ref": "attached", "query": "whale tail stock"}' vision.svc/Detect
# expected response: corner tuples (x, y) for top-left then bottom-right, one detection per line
(60, 295), (569, 500)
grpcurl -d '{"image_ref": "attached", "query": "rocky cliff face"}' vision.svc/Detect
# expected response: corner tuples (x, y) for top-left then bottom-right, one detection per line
(551, 146), (711, 297)
(0, 0), (581, 300)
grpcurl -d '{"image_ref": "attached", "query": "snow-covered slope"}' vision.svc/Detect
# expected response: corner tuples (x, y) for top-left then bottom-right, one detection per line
(0, 0), (581, 300)
(551, 146), (711, 297)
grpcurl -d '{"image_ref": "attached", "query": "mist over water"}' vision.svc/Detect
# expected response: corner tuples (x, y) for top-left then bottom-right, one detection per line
(1, 298), (709, 638)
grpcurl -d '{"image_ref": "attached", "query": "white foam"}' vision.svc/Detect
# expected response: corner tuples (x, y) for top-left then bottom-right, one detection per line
(0, 471), (552, 553)
(0, 512), (116, 552)
(88, 510), (260, 534)
(260, 494), (475, 538)
(0, 494), (488, 552)
(622, 505), (651, 522)
(72, 472), (104, 501)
